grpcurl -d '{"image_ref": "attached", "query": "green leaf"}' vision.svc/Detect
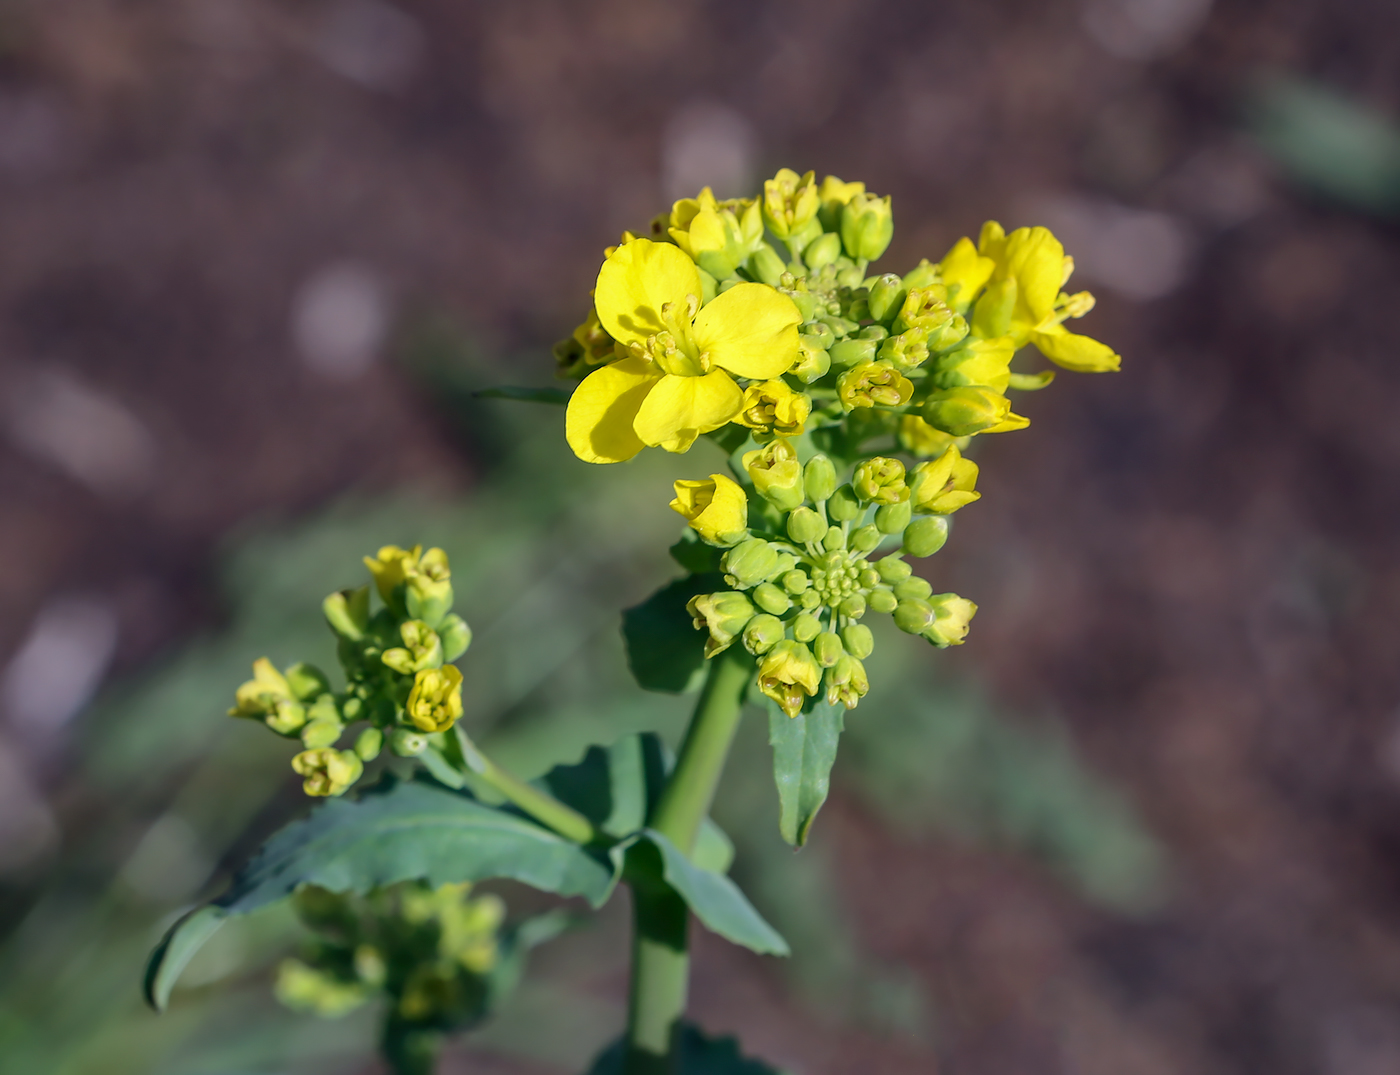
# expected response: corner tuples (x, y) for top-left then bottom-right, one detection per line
(144, 777), (616, 1010)
(142, 905), (228, 1011)
(631, 830), (787, 956)
(474, 385), (571, 405)
(692, 817), (735, 875)
(669, 531), (725, 575)
(621, 574), (723, 694)
(584, 1023), (785, 1075)
(768, 697), (844, 847)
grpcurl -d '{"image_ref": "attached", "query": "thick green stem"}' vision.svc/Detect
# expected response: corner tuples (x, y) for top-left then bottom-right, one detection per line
(454, 729), (598, 845)
(623, 648), (752, 1075)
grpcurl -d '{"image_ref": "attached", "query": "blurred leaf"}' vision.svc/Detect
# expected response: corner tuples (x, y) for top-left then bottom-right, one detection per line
(621, 575), (721, 694)
(625, 831), (788, 957)
(691, 817), (735, 876)
(670, 531), (725, 575)
(145, 776), (618, 1009)
(475, 386), (571, 405)
(143, 905), (229, 1011)
(767, 698), (844, 848)
(584, 1022), (785, 1074)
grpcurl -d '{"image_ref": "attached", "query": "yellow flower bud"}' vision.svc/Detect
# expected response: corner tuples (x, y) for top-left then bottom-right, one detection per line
(687, 591), (756, 658)
(671, 472), (749, 547)
(840, 192), (893, 262)
(364, 545), (422, 602)
(405, 665), (464, 733)
(825, 654), (869, 709)
(909, 446), (981, 515)
(323, 586), (370, 640)
(229, 657), (292, 718)
(898, 416), (965, 458)
(932, 337), (1015, 393)
(735, 380), (811, 439)
(381, 619), (444, 675)
(922, 387), (1025, 437)
(791, 335), (831, 384)
(668, 188), (764, 279)
(758, 639), (822, 718)
(837, 361), (913, 411)
(291, 748), (364, 797)
(817, 175), (865, 230)
(903, 516), (951, 558)
(743, 439), (805, 512)
(762, 168), (820, 242)
(877, 329), (929, 371)
(573, 310), (616, 367)
(853, 457), (908, 505)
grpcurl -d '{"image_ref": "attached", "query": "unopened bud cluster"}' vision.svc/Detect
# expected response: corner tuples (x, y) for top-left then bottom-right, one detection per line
(229, 545), (472, 797)
(275, 881), (504, 1026)
(676, 444), (979, 718)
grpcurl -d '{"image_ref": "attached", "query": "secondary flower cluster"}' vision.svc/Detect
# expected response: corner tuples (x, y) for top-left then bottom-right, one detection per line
(555, 168), (1120, 464)
(675, 443), (978, 718)
(229, 545), (471, 797)
(275, 881), (504, 1025)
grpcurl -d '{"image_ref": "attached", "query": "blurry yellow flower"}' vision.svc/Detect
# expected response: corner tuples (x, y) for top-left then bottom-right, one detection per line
(565, 240), (802, 463)
(817, 175), (865, 229)
(364, 545), (421, 602)
(292, 748), (364, 797)
(405, 666), (464, 733)
(670, 472), (749, 546)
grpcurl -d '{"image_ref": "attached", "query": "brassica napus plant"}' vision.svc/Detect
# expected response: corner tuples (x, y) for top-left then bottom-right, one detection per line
(144, 169), (1119, 1075)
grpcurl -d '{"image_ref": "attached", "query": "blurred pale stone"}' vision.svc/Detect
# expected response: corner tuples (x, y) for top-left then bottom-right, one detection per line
(1, 596), (118, 735)
(291, 260), (392, 379)
(662, 102), (756, 204)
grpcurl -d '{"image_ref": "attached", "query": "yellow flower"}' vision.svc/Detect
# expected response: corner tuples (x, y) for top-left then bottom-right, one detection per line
(837, 361), (913, 410)
(743, 438), (805, 511)
(932, 337), (1016, 393)
(364, 545), (421, 602)
(292, 748), (364, 797)
(758, 640), (822, 718)
(565, 240), (802, 463)
(381, 619), (443, 675)
(825, 654), (869, 709)
(687, 590), (757, 658)
(909, 446), (981, 514)
(735, 379), (810, 438)
(898, 416), (967, 458)
(671, 473), (749, 547)
(761, 168), (819, 241)
(922, 386), (1028, 437)
(852, 457), (908, 505)
(840, 192), (893, 262)
(817, 175), (865, 229)
(668, 187), (764, 279)
(405, 665), (464, 733)
(229, 657), (292, 717)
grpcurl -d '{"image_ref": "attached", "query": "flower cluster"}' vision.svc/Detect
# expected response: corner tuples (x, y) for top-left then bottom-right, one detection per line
(556, 168), (1121, 716)
(275, 881), (504, 1026)
(229, 545), (472, 796)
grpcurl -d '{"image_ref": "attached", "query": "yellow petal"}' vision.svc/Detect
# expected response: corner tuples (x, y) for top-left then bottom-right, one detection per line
(1031, 326), (1122, 373)
(692, 283), (801, 379)
(999, 226), (1064, 325)
(594, 239), (702, 347)
(939, 237), (996, 310)
(565, 358), (662, 463)
(633, 371), (743, 453)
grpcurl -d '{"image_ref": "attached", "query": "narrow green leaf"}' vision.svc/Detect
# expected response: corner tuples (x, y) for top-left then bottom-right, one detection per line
(144, 777), (616, 1010)
(474, 385), (571, 405)
(584, 1023), (785, 1075)
(621, 574), (724, 694)
(640, 830), (788, 956)
(768, 697), (844, 847)
(143, 905), (227, 1011)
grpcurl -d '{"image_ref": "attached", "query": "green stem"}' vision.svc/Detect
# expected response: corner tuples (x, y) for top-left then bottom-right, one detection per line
(623, 648), (753, 1075)
(454, 729), (599, 845)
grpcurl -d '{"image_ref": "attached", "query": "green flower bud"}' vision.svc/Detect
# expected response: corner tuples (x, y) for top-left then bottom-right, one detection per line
(743, 614), (787, 655)
(868, 588), (898, 614)
(803, 455), (837, 503)
(389, 727), (428, 757)
(406, 575), (454, 630)
(839, 593), (867, 619)
(894, 576), (934, 601)
(265, 699), (308, 737)
(878, 330), (930, 372)
(859, 567), (880, 588)
(747, 242), (788, 286)
(801, 321), (835, 349)
(782, 286), (820, 323)
(438, 614), (473, 662)
(284, 662), (331, 702)
(922, 387), (1019, 437)
(687, 591), (756, 658)
(933, 338), (1015, 393)
(841, 623), (874, 659)
(858, 324), (888, 342)
(722, 538), (783, 589)
(853, 457), (908, 505)
(323, 586), (370, 641)
(301, 719), (344, 750)
(828, 337), (880, 370)
(825, 654), (870, 709)
(787, 506), (826, 545)
(926, 313), (970, 353)
(814, 631), (845, 667)
(744, 440), (805, 513)
(875, 500), (913, 534)
(753, 582), (792, 616)
(903, 258), (939, 290)
(867, 273), (907, 323)
(792, 336), (831, 384)
(799, 589), (822, 611)
(803, 231), (843, 270)
(354, 726), (384, 762)
(876, 556), (912, 583)
(382, 619), (444, 675)
(828, 484), (861, 522)
(840, 192), (893, 262)
(792, 612), (821, 643)
(292, 748), (363, 797)
(894, 597), (935, 636)
(903, 515), (951, 558)
(823, 526), (846, 553)
(782, 570), (810, 595)
(850, 524), (881, 552)
(758, 639), (822, 718)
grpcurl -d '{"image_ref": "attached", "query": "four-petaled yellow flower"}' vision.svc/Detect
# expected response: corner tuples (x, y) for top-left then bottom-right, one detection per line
(566, 239), (802, 463)
(909, 446), (981, 514)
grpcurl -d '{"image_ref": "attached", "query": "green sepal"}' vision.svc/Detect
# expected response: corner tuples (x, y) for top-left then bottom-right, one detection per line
(1007, 369), (1056, 391)
(767, 696), (845, 847)
(584, 1023), (784, 1074)
(621, 573), (724, 694)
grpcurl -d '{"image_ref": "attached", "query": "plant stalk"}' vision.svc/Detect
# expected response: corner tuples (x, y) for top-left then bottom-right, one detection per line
(623, 647), (753, 1075)
(454, 729), (599, 845)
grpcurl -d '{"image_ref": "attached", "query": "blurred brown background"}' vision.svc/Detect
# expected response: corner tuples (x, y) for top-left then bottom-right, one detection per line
(4, 0), (1400, 1073)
